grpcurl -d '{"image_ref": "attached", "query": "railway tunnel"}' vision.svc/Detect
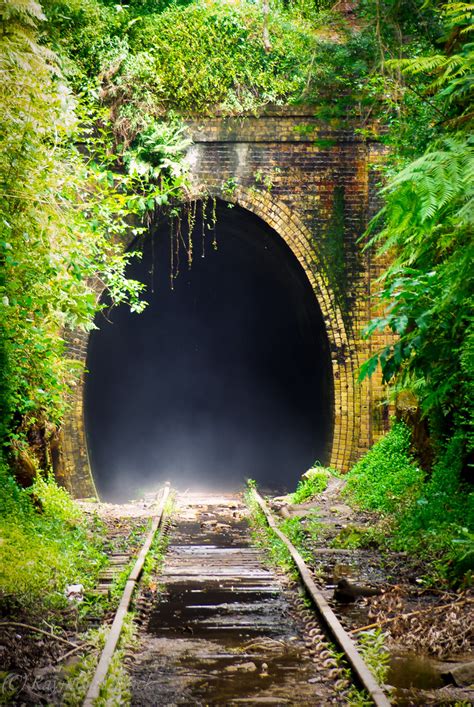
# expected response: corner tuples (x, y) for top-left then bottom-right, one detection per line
(84, 200), (334, 500)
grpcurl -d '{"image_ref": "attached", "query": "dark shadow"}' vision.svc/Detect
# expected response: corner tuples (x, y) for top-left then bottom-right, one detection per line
(85, 200), (333, 500)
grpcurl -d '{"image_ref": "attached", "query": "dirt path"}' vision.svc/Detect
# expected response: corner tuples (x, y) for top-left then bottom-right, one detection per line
(130, 493), (337, 705)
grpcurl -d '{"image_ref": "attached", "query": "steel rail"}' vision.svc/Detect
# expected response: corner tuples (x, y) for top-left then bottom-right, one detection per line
(251, 487), (391, 707)
(83, 483), (170, 707)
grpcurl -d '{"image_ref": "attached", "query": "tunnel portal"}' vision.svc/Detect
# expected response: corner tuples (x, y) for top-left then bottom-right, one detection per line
(84, 201), (333, 500)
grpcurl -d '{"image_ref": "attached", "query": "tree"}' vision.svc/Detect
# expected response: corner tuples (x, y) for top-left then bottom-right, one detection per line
(361, 1), (474, 460)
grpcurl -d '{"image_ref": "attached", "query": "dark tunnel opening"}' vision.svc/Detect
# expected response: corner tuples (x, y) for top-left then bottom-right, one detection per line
(84, 200), (334, 501)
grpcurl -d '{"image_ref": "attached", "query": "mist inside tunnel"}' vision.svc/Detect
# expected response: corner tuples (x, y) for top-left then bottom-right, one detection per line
(85, 200), (333, 501)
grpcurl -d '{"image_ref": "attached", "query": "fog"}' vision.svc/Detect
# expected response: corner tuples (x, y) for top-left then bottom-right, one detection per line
(85, 201), (333, 501)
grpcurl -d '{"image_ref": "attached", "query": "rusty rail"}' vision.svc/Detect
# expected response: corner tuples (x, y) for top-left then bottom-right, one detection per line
(250, 487), (391, 707)
(83, 483), (170, 707)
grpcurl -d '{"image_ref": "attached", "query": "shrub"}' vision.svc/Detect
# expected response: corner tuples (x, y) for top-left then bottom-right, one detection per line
(393, 433), (474, 560)
(0, 457), (106, 611)
(344, 425), (473, 583)
(344, 420), (424, 515)
(290, 467), (331, 504)
(115, 1), (320, 115)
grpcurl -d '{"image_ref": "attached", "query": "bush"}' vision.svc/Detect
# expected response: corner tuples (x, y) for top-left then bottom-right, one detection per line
(344, 425), (474, 583)
(291, 467), (331, 503)
(393, 433), (474, 560)
(0, 458), (106, 611)
(344, 420), (424, 515)
(114, 1), (320, 115)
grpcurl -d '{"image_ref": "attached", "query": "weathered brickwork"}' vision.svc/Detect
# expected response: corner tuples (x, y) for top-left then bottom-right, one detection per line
(59, 106), (391, 498)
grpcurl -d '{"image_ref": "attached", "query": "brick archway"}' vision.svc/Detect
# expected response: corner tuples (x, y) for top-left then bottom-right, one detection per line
(56, 108), (389, 498)
(58, 192), (357, 497)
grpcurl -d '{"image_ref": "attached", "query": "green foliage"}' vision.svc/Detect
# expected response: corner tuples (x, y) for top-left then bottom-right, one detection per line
(0, 457), (107, 611)
(244, 484), (296, 575)
(290, 467), (330, 503)
(357, 629), (390, 685)
(331, 524), (381, 550)
(393, 433), (474, 564)
(280, 512), (321, 562)
(361, 137), (474, 449)
(61, 614), (136, 705)
(245, 482), (320, 571)
(354, 0), (473, 583)
(104, 1), (322, 116)
(344, 426), (473, 583)
(30, 473), (83, 524)
(0, 0), (189, 452)
(340, 630), (390, 704)
(360, 2), (474, 463)
(344, 421), (424, 515)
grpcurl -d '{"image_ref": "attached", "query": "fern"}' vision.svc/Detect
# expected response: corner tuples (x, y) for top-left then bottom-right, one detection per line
(361, 21), (473, 452)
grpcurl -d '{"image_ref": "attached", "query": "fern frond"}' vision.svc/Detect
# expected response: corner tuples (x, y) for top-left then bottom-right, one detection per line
(0, 0), (45, 23)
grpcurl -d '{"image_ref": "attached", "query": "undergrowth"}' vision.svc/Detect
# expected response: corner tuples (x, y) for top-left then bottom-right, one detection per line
(244, 482), (321, 574)
(244, 483), (296, 577)
(344, 421), (424, 516)
(328, 629), (389, 706)
(344, 422), (474, 585)
(61, 614), (136, 706)
(290, 466), (331, 504)
(0, 457), (107, 614)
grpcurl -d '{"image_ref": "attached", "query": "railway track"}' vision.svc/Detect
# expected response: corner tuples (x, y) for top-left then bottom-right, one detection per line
(80, 488), (388, 706)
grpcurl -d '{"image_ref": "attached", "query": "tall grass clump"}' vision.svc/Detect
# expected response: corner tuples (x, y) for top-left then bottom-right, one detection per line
(344, 423), (473, 584)
(0, 457), (106, 612)
(290, 466), (331, 504)
(344, 420), (424, 515)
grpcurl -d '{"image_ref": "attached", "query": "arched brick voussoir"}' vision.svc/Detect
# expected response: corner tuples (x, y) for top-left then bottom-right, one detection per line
(186, 185), (358, 472)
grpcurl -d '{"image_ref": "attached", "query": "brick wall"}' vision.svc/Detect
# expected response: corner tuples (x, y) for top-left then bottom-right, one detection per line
(58, 106), (391, 498)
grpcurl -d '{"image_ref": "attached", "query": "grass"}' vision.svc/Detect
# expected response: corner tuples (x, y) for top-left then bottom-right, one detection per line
(343, 421), (424, 516)
(244, 485), (296, 576)
(290, 466), (332, 504)
(61, 614), (136, 706)
(0, 460), (108, 614)
(343, 422), (474, 586)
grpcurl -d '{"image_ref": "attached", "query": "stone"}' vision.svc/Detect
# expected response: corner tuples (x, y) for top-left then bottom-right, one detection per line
(443, 661), (474, 687)
(225, 662), (258, 673)
(333, 578), (382, 603)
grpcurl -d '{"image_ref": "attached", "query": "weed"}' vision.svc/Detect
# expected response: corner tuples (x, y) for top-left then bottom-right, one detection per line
(344, 421), (424, 516)
(290, 467), (331, 504)
(222, 176), (237, 199)
(244, 485), (297, 577)
(357, 629), (390, 684)
(343, 423), (474, 584)
(331, 524), (381, 550)
(0, 463), (107, 613)
(61, 614), (136, 706)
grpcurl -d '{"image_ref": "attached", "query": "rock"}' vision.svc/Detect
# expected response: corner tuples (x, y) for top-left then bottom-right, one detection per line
(333, 578), (383, 603)
(443, 661), (474, 687)
(225, 661), (257, 673)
